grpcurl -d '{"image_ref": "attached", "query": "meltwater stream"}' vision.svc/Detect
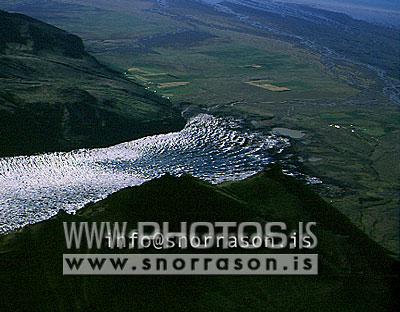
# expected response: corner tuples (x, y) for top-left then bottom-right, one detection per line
(0, 114), (289, 233)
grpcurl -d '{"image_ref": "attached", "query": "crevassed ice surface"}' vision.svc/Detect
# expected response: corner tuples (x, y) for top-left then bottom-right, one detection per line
(0, 114), (289, 233)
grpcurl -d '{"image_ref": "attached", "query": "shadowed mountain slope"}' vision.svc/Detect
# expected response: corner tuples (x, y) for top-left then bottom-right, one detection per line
(0, 9), (185, 157)
(0, 166), (397, 311)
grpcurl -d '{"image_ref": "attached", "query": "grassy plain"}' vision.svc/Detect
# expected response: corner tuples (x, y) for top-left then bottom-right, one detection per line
(107, 38), (357, 103)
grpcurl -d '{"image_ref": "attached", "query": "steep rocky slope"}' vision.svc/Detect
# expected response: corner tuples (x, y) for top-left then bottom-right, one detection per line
(0, 10), (185, 156)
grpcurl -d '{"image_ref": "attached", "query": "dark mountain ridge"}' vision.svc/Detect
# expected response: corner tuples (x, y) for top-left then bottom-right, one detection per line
(0, 166), (397, 311)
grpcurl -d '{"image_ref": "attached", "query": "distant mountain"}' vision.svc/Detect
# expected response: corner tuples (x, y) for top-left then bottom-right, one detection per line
(0, 10), (185, 157)
(0, 166), (397, 311)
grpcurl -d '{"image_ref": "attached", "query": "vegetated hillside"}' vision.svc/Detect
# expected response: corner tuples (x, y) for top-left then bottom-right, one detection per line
(0, 166), (397, 311)
(0, 10), (185, 157)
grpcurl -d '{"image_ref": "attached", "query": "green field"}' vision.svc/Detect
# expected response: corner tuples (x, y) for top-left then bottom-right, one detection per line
(101, 37), (358, 104)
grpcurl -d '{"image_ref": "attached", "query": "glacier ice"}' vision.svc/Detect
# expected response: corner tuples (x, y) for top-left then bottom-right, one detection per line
(0, 114), (288, 233)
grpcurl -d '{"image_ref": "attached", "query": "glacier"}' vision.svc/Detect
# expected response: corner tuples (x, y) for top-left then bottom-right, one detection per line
(0, 114), (289, 233)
